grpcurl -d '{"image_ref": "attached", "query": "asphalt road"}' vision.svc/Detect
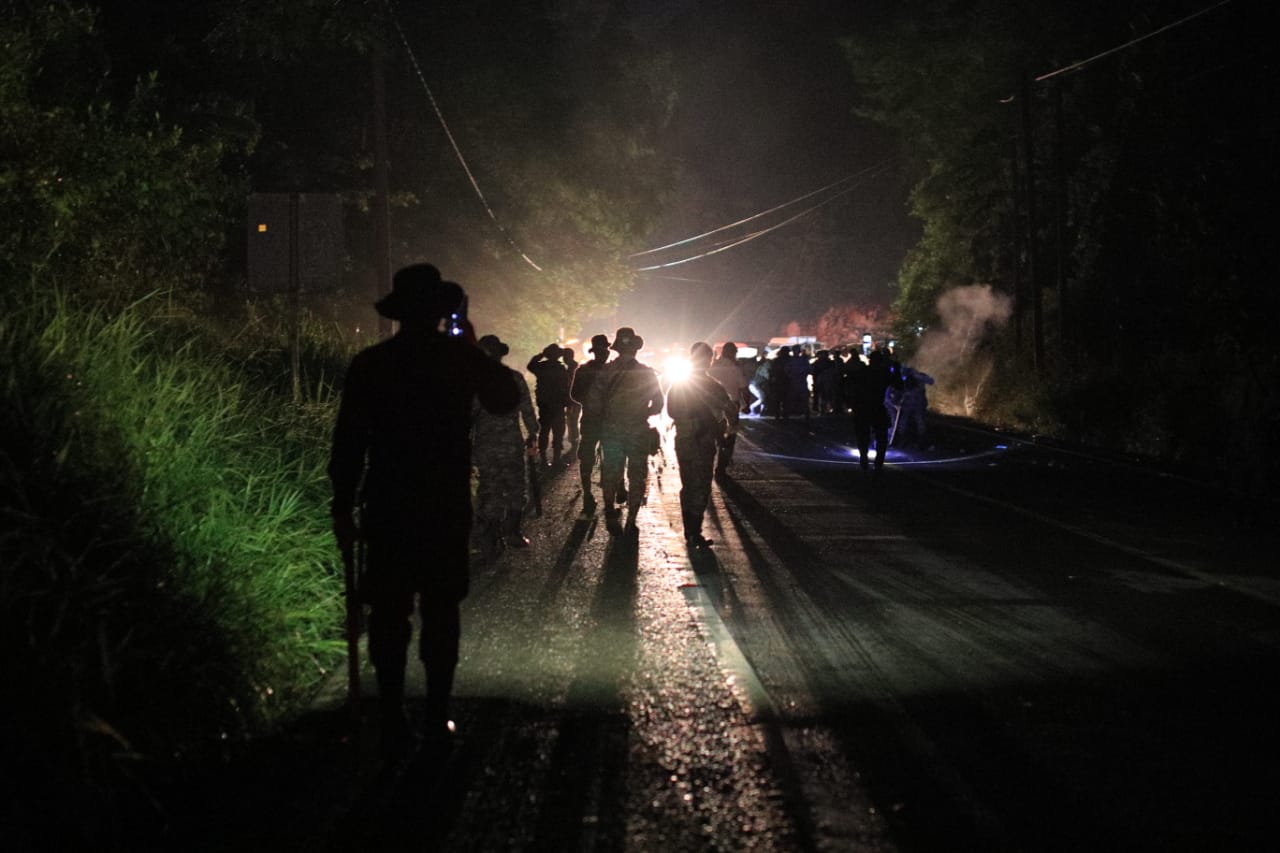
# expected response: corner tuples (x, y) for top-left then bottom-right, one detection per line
(164, 413), (1280, 852)
(701, 414), (1280, 852)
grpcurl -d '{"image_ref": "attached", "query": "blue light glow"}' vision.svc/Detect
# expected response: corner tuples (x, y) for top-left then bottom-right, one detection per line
(753, 445), (1008, 467)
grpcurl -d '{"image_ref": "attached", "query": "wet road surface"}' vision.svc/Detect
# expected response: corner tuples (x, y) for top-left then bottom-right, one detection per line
(172, 413), (1280, 852)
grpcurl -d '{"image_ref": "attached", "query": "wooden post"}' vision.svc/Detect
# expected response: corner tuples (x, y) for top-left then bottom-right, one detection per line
(1053, 80), (1068, 352)
(289, 192), (301, 404)
(372, 37), (392, 339)
(1020, 71), (1044, 372)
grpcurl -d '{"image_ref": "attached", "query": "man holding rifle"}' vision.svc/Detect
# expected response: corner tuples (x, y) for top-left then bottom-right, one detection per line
(329, 264), (518, 758)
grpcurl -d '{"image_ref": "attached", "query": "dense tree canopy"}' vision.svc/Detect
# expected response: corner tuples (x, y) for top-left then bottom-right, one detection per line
(843, 0), (1279, 486)
(208, 0), (679, 353)
(1, 3), (249, 303)
(3, 0), (678, 353)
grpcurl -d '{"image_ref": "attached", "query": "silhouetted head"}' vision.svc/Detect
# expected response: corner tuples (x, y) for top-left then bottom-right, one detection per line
(689, 341), (713, 369)
(589, 334), (610, 357)
(477, 334), (509, 360)
(720, 341), (738, 359)
(376, 264), (465, 328)
(611, 327), (643, 354)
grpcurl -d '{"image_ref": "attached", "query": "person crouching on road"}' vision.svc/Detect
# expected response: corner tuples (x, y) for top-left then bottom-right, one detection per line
(586, 326), (663, 536)
(328, 264), (519, 757)
(667, 342), (736, 549)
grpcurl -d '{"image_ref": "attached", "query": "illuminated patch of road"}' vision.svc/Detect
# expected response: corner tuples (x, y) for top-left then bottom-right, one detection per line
(651, 447), (896, 851)
(751, 447), (1008, 467)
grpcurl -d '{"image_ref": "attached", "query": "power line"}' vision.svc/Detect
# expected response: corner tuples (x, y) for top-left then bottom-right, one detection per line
(1034, 0), (1233, 83)
(629, 158), (896, 260)
(383, 1), (544, 272)
(632, 162), (893, 271)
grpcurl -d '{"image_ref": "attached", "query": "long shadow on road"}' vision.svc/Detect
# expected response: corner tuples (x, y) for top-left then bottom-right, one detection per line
(328, 522), (640, 852)
(711, 443), (1280, 852)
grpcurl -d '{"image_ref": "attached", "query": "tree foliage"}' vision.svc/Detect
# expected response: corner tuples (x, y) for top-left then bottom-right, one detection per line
(844, 0), (1280, 487)
(369, 2), (678, 354)
(203, 0), (679, 354)
(812, 303), (892, 348)
(1, 3), (251, 304)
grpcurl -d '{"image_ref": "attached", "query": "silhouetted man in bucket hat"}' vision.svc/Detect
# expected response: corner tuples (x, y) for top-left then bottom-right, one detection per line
(585, 327), (663, 536)
(329, 263), (518, 756)
(569, 333), (613, 515)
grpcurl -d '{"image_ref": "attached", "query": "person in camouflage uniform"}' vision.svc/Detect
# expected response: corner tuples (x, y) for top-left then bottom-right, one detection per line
(707, 341), (749, 478)
(526, 343), (571, 468)
(563, 345), (581, 458)
(585, 327), (664, 537)
(569, 333), (612, 516)
(667, 342), (736, 548)
(473, 334), (539, 559)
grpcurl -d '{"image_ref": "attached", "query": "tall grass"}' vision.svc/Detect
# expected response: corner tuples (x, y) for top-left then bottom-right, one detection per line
(1, 282), (347, 840)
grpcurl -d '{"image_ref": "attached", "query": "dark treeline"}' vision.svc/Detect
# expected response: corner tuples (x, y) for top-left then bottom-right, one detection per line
(844, 0), (1278, 494)
(2, 2), (676, 845)
(2, 0), (1277, 845)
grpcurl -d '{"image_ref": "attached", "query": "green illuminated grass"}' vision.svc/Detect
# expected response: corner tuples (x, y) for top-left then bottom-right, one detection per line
(1, 283), (348, 809)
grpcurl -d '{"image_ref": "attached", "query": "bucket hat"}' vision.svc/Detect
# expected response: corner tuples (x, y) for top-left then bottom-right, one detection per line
(477, 334), (510, 359)
(611, 327), (643, 352)
(375, 264), (465, 322)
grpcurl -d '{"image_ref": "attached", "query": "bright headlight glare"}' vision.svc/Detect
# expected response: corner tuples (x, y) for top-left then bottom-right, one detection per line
(663, 356), (692, 384)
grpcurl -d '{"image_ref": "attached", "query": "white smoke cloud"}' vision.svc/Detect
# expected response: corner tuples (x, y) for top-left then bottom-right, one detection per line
(912, 284), (1013, 416)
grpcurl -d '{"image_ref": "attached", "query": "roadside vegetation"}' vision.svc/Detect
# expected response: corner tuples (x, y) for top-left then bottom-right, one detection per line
(842, 0), (1279, 494)
(1, 2), (675, 842)
(0, 7), (352, 843)
(0, 283), (347, 841)
(2, 0), (1275, 842)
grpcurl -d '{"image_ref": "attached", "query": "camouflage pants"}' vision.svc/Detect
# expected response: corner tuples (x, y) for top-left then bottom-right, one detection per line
(600, 431), (650, 514)
(537, 404), (567, 458)
(578, 427), (603, 500)
(675, 427), (718, 536)
(474, 449), (527, 524)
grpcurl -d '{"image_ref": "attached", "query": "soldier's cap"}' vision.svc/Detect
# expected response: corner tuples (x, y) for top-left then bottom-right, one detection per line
(376, 264), (465, 322)
(611, 327), (643, 352)
(589, 334), (610, 354)
(478, 334), (509, 359)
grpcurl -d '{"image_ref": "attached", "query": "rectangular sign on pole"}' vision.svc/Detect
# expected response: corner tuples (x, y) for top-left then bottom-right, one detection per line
(247, 193), (344, 293)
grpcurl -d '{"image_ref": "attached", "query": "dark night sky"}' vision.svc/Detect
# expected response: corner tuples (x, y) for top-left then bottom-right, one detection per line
(89, 0), (918, 347)
(575, 0), (919, 347)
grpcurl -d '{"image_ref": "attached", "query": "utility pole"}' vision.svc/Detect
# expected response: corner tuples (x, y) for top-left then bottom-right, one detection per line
(1052, 80), (1068, 353)
(372, 33), (392, 339)
(1008, 115), (1024, 356)
(1020, 71), (1044, 372)
(288, 192), (301, 403)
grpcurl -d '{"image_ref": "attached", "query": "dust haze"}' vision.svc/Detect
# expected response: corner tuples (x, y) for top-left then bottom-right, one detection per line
(912, 284), (1012, 416)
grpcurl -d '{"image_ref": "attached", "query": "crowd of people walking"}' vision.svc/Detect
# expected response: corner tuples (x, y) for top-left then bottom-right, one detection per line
(327, 262), (934, 757)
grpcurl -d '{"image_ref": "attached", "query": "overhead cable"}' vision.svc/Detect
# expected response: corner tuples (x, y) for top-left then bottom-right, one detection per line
(383, 1), (544, 272)
(630, 157), (896, 259)
(632, 162), (893, 271)
(1034, 0), (1232, 82)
